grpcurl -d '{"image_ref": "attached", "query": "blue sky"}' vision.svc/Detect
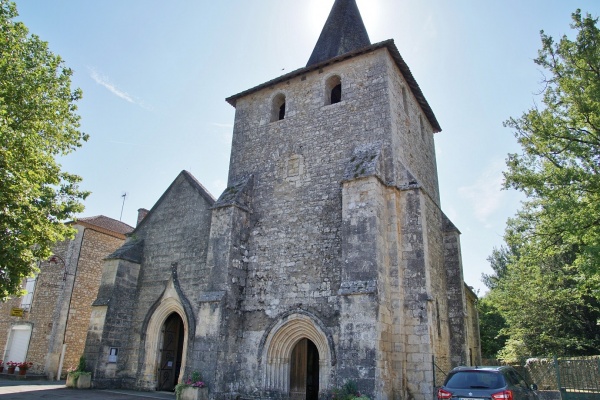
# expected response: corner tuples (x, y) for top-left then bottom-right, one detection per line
(12, 0), (599, 294)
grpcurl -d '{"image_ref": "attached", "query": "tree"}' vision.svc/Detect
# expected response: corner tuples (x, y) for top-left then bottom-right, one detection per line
(482, 246), (514, 290)
(503, 9), (600, 281)
(0, 0), (89, 300)
(486, 9), (600, 359)
(487, 240), (600, 360)
(477, 297), (508, 359)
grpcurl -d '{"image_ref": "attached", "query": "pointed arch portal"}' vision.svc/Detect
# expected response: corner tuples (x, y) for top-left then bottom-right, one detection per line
(157, 313), (184, 391)
(140, 296), (190, 391)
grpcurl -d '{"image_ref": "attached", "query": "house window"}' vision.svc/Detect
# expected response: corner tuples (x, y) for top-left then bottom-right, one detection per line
(20, 277), (36, 311)
(271, 93), (286, 122)
(325, 75), (342, 105)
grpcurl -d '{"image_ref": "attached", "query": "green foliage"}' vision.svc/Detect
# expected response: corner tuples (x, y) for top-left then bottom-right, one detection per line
(0, 0), (89, 300)
(503, 9), (600, 279)
(76, 355), (87, 373)
(68, 370), (91, 383)
(487, 243), (600, 360)
(483, 246), (514, 290)
(477, 297), (508, 359)
(175, 371), (205, 399)
(488, 9), (600, 360)
(322, 380), (370, 400)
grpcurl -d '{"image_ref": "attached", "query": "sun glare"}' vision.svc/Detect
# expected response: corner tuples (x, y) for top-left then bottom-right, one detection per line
(306, 0), (382, 38)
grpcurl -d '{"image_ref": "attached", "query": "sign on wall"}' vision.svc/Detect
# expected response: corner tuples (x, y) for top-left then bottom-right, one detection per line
(10, 308), (24, 317)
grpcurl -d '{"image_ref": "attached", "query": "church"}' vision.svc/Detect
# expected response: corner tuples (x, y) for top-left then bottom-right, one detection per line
(83, 1), (481, 399)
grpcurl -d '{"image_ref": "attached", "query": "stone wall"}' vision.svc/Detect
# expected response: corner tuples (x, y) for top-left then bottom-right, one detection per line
(61, 229), (124, 372)
(464, 286), (481, 365)
(221, 47), (455, 400)
(85, 44), (477, 400)
(0, 240), (68, 375)
(0, 225), (125, 378)
(85, 172), (215, 389)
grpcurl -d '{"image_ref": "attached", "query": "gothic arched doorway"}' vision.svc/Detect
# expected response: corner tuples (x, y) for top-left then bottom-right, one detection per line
(290, 338), (320, 400)
(157, 313), (184, 391)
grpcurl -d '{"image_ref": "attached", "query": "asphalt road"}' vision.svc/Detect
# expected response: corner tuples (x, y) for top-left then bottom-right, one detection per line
(0, 380), (175, 399)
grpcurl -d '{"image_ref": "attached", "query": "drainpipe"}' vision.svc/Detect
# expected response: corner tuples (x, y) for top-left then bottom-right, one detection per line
(57, 344), (67, 379)
(45, 226), (85, 381)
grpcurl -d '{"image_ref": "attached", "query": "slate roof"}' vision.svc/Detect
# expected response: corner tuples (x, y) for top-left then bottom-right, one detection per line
(306, 0), (371, 67)
(75, 215), (134, 239)
(106, 238), (144, 263)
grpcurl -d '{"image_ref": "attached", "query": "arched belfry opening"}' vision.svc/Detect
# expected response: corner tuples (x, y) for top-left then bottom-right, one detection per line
(261, 313), (333, 398)
(290, 338), (320, 400)
(158, 313), (185, 391)
(271, 93), (286, 122)
(325, 75), (342, 105)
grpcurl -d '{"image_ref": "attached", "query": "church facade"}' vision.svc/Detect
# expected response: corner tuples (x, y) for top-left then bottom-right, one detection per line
(83, 1), (481, 399)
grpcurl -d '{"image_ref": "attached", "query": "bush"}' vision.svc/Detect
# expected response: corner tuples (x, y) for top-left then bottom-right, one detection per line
(321, 380), (370, 400)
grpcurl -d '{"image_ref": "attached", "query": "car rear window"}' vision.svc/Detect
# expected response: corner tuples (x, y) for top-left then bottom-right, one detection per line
(445, 371), (505, 389)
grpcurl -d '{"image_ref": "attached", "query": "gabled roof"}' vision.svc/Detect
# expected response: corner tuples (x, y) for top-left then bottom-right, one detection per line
(226, 40), (441, 133)
(74, 215), (134, 239)
(306, 0), (371, 67)
(106, 238), (144, 263)
(133, 170), (216, 232)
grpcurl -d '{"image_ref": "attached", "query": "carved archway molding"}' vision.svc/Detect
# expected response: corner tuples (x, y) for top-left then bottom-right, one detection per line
(140, 279), (189, 388)
(260, 311), (334, 395)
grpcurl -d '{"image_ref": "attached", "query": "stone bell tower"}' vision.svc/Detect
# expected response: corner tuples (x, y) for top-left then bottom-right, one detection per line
(216, 0), (471, 399)
(85, 1), (477, 399)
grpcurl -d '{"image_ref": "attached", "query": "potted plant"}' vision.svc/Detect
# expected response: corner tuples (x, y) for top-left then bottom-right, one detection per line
(175, 371), (207, 400)
(16, 361), (33, 375)
(66, 356), (92, 389)
(0, 360), (4, 373)
(6, 361), (17, 374)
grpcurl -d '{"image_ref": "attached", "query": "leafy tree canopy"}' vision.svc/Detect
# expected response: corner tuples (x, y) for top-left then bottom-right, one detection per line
(504, 9), (600, 277)
(484, 9), (600, 361)
(0, 0), (89, 300)
(477, 297), (508, 359)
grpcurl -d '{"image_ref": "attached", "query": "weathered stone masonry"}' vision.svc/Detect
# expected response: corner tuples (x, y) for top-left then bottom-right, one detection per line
(84, 1), (481, 399)
(0, 216), (132, 379)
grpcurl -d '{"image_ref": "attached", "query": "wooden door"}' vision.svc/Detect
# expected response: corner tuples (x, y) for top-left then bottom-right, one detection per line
(290, 339), (320, 400)
(290, 339), (308, 400)
(157, 313), (183, 391)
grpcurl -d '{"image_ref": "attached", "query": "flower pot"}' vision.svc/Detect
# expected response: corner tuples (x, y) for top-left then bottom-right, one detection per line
(18, 368), (27, 375)
(0, 366), (4, 373)
(7, 366), (15, 374)
(76, 373), (91, 389)
(180, 387), (208, 400)
(66, 373), (77, 388)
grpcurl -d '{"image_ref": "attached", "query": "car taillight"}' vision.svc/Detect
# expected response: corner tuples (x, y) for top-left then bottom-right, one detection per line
(438, 389), (453, 399)
(491, 390), (513, 400)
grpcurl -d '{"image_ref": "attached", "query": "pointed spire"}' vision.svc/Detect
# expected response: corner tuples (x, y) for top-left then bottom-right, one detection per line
(306, 0), (371, 67)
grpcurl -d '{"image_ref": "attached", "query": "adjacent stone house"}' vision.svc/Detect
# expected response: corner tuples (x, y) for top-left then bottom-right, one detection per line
(0, 216), (133, 379)
(85, 1), (481, 399)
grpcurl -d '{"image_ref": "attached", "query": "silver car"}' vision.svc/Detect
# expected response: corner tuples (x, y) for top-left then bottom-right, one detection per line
(437, 366), (539, 400)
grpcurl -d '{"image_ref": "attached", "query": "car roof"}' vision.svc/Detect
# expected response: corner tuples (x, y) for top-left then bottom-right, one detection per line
(450, 366), (512, 373)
